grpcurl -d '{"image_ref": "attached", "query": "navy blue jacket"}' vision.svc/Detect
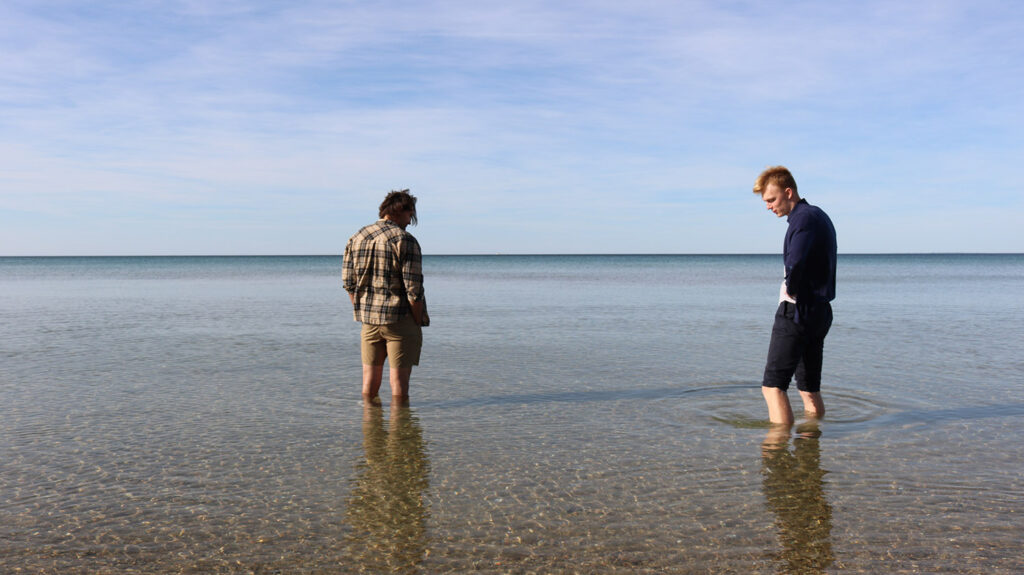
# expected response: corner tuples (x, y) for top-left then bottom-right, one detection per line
(784, 199), (837, 323)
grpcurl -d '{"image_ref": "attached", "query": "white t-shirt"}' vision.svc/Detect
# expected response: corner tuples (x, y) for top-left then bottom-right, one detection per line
(779, 271), (796, 304)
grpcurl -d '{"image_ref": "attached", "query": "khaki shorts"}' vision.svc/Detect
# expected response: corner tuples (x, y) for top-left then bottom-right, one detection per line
(361, 314), (422, 369)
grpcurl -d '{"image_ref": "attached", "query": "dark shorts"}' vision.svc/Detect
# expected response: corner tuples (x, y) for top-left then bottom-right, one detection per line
(762, 301), (833, 392)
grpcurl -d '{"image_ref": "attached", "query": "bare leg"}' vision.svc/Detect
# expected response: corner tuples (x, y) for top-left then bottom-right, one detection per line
(362, 364), (384, 404)
(799, 391), (825, 418)
(762, 423), (793, 451)
(762, 386), (795, 425)
(389, 366), (412, 404)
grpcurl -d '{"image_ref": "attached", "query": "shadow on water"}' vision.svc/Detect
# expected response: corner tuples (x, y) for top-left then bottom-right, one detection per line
(761, 423), (834, 574)
(421, 382), (1024, 430)
(341, 404), (431, 573)
(418, 382), (756, 409)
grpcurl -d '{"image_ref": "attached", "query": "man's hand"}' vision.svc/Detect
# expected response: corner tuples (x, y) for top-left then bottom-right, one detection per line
(409, 300), (425, 326)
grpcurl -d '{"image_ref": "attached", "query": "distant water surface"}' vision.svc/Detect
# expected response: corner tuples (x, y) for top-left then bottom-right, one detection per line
(1, 254), (1022, 573)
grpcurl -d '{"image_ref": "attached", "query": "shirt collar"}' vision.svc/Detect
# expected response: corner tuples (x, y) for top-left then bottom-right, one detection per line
(787, 198), (808, 221)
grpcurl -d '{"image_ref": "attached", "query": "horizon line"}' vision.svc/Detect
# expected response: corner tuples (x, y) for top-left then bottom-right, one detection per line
(2, 252), (1022, 258)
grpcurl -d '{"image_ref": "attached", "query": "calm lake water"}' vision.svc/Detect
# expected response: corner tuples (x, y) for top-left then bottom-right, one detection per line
(1, 254), (1022, 573)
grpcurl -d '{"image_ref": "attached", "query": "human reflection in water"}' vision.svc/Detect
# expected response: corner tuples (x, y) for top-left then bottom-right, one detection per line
(343, 402), (430, 573)
(760, 423), (834, 574)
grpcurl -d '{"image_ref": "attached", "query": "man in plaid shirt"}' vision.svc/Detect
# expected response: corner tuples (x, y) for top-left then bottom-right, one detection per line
(343, 190), (428, 404)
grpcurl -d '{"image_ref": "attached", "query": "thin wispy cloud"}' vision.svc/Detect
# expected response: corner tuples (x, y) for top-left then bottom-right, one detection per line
(1, 0), (1022, 254)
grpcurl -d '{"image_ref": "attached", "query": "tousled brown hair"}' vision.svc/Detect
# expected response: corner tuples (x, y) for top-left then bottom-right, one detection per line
(378, 189), (418, 225)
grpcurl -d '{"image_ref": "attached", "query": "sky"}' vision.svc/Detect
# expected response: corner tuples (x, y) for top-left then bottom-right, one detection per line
(2, 0), (1023, 255)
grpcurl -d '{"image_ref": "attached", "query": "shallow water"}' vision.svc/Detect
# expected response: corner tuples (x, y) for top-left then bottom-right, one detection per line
(1, 254), (1022, 573)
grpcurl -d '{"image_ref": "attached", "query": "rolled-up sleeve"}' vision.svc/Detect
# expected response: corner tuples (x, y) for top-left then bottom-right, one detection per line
(342, 238), (356, 294)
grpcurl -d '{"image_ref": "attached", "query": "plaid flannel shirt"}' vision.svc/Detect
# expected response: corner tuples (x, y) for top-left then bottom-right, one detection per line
(342, 219), (425, 325)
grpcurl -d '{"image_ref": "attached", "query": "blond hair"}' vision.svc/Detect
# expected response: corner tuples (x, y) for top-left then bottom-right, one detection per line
(753, 166), (797, 195)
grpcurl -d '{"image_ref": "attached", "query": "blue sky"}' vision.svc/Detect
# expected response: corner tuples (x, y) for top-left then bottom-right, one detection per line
(2, 0), (1022, 255)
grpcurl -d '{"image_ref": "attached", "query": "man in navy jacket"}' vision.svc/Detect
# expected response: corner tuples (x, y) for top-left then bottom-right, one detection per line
(754, 166), (837, 425)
